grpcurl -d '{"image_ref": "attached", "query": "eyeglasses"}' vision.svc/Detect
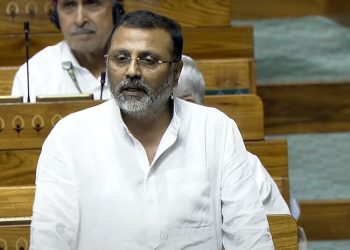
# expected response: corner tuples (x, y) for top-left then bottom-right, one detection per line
(105, 54), (178, 70)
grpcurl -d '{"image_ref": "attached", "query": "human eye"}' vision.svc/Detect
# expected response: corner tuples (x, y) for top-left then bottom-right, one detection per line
(112, 54), (130, 66)
(84, 0), (101, 9)
(139, 57), (158, 66)
(60, 0), (77, 11)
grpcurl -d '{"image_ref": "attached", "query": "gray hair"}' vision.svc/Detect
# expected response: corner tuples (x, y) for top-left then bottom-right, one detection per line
(173, 55), (205, 104)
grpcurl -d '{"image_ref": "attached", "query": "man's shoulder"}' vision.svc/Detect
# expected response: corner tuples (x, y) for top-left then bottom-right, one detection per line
(29, 41), (65, 63)
(176, 97), (233, 124)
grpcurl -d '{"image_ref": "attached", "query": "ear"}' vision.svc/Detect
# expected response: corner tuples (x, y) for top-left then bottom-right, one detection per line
(172, 60), (183, 88)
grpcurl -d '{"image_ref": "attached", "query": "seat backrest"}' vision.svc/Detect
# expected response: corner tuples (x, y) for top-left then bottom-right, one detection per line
(0, 139), (289, 187)
(0, 214), (297, 250)
(0, 0), (232, 35)
(204, 94), (264, 141)
(230, 0), (350, 20)
(0, 26), (253, 66)
(0, 58), (256, 96)
(0, 186), (34, 218)
(0, 94), (263, 149)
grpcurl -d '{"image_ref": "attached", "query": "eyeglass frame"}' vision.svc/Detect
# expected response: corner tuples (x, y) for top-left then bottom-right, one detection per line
(105, 54), (180, 71)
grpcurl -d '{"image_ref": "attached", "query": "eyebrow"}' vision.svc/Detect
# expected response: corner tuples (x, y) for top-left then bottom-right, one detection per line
(109, 49), (163, 58)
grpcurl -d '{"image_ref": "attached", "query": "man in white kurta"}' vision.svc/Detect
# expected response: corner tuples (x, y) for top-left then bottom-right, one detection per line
(12, 41), (111, 102)
(11, 0), (121, 102)
(31, 98), (274, 249)
(30, 10), (274, 249)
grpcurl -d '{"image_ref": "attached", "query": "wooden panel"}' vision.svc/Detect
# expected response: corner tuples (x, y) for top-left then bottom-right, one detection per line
(0, 0), (231, 35)
(204, 94), (264, 140)
(0, 186), (34, 217)
(0, 140), (289, 186)
(0, 0), (56, 34)
(0, 95), (265, 185)
(258, 82), (350, 135)
(0, 223), (30, 250)
(230, 0), (350, 20)
(0, 100), (103, 149)
(0, 32), (62, 66)
(299, 199), (350, 240)
(0, 58), (256, 95)
(182, 26), (254, 59)
(0, 66), (17, 95)
(124, 0), (231, 27)
(272, 177), (290, 207)
(197, 58), (255, 93)
(246, 139), (288, 177)
(0, 214), (296, 250)
(0, 150), (39, 186)
(0, 95), (262, 149)
(0, 26), (253, 66)
(268, 215), (298, 250)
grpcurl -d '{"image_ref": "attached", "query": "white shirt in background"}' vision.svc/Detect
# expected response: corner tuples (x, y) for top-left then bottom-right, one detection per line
(249, 152), (291, 214)
(11, 41), (111, 102)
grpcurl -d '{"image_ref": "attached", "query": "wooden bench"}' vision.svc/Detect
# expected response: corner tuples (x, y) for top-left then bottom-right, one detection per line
(0, 0), (232, 35)
(0, 26), (254, 66)
(0, 185), (297, 249)
(0, 215), (298, 250)
(204, 94), (264, 140)
(0, 140), (288, 181)
(0, 95), (263, 148)
(0, 95), (290, 203)
(0, 139), (290, 206)
(230, 0), (350, 20)
(0, 57), (256, 96)
(258, 82), (350, 135)
(299, 199), (350, 240)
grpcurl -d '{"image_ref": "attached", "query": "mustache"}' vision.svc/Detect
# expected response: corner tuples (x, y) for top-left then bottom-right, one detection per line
(70, 26), (95, 35)
(119, 78), (150, 94)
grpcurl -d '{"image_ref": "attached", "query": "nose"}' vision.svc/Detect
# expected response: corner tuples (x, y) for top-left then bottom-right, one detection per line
(75, 4), (87, 26)
(125, 58), (142, 77)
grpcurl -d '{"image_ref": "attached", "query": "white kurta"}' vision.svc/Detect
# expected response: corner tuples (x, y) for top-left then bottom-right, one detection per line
(249, 152), (290, 214)
(30, 98), (275, 249)
(12, 41), (111, 102)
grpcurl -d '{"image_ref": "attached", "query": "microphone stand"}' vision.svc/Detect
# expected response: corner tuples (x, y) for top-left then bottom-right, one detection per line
(100, 72), (106, 100)
(24, 21), (30, 102)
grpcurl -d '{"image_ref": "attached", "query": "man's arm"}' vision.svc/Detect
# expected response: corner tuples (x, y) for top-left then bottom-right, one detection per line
(248, 152), (291, 215)
(221, 121), (274, 249)
(30, 128), (79, 250)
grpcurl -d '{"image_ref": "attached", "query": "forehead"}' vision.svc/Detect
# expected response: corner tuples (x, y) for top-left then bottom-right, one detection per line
(56, 0), (111, 5)
(109, 27), (173, 57)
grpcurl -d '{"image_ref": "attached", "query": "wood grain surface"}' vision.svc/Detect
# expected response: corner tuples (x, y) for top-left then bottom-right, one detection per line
(230, 0), (350, 20)
(0, 26), (254, 66)
(258, 82), (350, 134)
(204, 94), (264, 140)
(299, 199), (350, 240)
(0, 0), (231, 35)
(0, 139), (289, 186)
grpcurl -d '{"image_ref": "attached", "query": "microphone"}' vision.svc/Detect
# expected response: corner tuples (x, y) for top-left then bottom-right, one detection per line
(61, 61), (82, 93)
(24, 21), (30, 102)
(100, 72), (106, 100)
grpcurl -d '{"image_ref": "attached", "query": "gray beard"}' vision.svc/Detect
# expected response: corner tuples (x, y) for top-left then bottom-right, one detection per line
(109, 74), (174, 119)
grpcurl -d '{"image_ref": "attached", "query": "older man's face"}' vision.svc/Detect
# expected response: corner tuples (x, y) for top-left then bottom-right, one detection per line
(56, 0), (114, 53)
(107, 26), (183, 116)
